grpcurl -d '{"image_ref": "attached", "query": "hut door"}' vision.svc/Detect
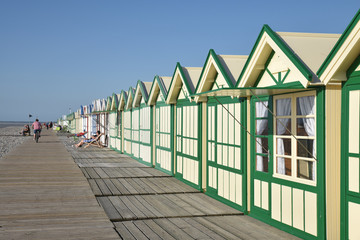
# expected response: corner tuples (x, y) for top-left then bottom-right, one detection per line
(342, 77), (360, 239)
(206, 99), (245, 211)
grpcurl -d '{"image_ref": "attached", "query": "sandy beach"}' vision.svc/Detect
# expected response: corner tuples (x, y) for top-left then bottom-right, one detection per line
(0, 126), (30, 159)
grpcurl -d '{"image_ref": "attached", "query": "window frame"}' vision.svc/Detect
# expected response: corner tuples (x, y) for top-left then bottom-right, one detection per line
(273, 91), (317, 186)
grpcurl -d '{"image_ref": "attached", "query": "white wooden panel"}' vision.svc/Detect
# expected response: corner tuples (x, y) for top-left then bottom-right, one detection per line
(229, 104), (235, 145)
(212, 143), (215, 163)
(349, 202), (360, 240)
(349, 157), (360, 193)
(293, 188), (304, 231)
(223, 145), (228, 167)
(349, 90), (359, 154)
(213, 166), (217, 189)
(281, 185), (292, 226)
(218, 169), (224, 197)
(194, 106), (198, 138)
(209, 166), (213, 188)
(208, 107), (212, 140)
(194, 140), (198, 158)
(218, 106), (222, 142)
(235, 147), (241, 170)
(229, 171), (236, 202)
(235, 173), (242, 205)
(229, 146), (234, 168)
(235, 103), (241, 145)
(211, 107), (215, 141)
(223, 106), (228, 144)
(305, 191), (317, 236)
(224, 170), (229, 200)
(254, 179), (261, 207)
(262, 181), (269, 210)
(217, 145), (223, 165)
(194, 160), (199, 185)
(208, 143), (212, 161)
(177, 156), (182, 174)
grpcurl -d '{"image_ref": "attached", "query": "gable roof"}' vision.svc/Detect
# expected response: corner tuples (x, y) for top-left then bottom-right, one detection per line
(118, 90), (128, 111)
(105, 96), (112, 111)
(165, 62), (202, 104)
(148, 75), (172, 105)
(317, 9), (360, 84)
(125, 87), (135, 110)
(133, 80), (152, 107)
(236, 24), (340, 88)
(195, 49), (248, 102)
(110, 93), (120, 111)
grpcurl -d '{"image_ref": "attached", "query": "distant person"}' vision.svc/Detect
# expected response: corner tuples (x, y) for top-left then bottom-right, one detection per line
(31, 119), (42, 140)
(49, 122), (53, 129)
(20, 124), (30, 136)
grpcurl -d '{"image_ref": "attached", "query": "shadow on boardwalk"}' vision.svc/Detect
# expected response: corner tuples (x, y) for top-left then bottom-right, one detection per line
(61, 136), (300, 240)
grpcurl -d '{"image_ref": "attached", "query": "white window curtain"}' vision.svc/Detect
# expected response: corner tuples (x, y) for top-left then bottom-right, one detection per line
(298, 96), (316, 179)
(256, 101), (268, 171)
(91, 115), (97, 136)
(276, 98), (291, 175)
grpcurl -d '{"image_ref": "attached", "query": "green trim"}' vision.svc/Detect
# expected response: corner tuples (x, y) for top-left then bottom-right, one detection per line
(148, 75), (169, 105)
(236, 24), (313, 88)
(317, 9), (360, 77)
(347, 54), (360, 78)
(194, 49), (235, 95)
(166, 62), (195, 103)
(125, 87), (135, 110)
(254, 51), (275, 87)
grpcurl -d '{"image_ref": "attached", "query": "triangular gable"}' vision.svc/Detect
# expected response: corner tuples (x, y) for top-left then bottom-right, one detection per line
(133, 81), (152, 108)
(318, 9), (360, 84)
(195, 49), (247, 102)
(106, 96), (112, 111)
(166, 62), (202, 104)
(148, 75), (171, 105)
(110, 93), (120, 111)
(237, 25), (338, 88)
(117, 91), (128, 111)
(100, 99), (107, 112)
(125, 87), (135, 110)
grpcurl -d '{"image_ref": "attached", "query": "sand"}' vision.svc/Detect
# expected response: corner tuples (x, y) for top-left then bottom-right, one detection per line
(0, 126), (30, 159)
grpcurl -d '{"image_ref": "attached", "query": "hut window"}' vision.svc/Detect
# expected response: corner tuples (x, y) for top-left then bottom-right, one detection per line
(274, 92), (316, 184)
(255, 101), (269, 173)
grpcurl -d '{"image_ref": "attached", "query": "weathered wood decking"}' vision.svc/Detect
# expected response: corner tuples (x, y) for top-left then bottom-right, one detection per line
(62, 135), (300, 240)
(0, 131), (119, 239)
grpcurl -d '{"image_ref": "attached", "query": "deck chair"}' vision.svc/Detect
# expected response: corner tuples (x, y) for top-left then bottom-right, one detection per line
(84, 133), (104, 148)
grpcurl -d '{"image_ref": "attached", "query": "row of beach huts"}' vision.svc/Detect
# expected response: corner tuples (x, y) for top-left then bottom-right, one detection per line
(59, 10), (360, 240)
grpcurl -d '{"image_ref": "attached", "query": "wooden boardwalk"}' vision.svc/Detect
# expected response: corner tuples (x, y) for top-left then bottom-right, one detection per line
(0, 130), (119, 239)
(62, 136), (300, 240)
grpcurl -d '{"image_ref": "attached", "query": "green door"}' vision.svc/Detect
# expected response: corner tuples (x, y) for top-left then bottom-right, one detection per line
(206, 97), (246, 211)
(342, 74), (360, 239)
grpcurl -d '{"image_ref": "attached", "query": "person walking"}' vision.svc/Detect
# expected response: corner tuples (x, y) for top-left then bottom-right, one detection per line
(31, 119), (42, 141)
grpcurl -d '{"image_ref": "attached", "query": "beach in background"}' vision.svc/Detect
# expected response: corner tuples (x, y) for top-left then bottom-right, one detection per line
(0, 121), (30, 128)
(0, 122), (32, 158)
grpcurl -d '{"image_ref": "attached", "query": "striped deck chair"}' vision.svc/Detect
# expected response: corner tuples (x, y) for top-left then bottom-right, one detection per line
(84, 133), (104, 148)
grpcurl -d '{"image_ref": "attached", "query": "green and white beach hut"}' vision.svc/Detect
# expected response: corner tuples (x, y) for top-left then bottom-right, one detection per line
(147, 75), (173, 175)
(132, 81), (153, 166)
(166, 63), (202, 190)
(108, 93), (120, 150)
(124, 88), (134, 156)
(194, 49), (248, 211)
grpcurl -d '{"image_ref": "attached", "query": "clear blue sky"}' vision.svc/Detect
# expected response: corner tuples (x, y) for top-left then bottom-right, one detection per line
(0, 0), (358, 121)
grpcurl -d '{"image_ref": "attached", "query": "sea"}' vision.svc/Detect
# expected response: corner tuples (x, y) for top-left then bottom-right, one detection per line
(0, 121), (30, 129)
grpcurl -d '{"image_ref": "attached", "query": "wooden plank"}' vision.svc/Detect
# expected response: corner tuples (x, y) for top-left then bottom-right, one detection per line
(103, 179), (121, 195)
(162, 194), (203, 216)
(94, 179), (112, 196)
(122, 221), (148, 240)
(118, 178), (139, 194)
(187, 193), (241, 215)
(193, 217), (239, 239)
(125, 195), (156, 218)
(113, 222), (136, 240)
(142, 219), (176, 240)
(93, 168), (110, 178)
(108, 196), (136, 220)
(125, 178), (149, 195)
(97, 197), (122, 221)
(140, 195), (177, 217)
(168, 217), (214, 240)
(184, 217), (226, 240)
(84, 168), (100, 179)
(134, 195), (164, 218)
(175, 193), (217, 215)
(110, 179), (130, 195)
(153, 218), (193, 240)
(88, 179), (102, 196)
(133, 220), (162, 240)
(131, 178), (153, 194)
(120, 196), (147, 219)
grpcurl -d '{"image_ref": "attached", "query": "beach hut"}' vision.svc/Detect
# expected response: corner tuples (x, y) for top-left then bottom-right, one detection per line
(316, 9), (360, 240)
(66, 112), (76, 133)
(115, 90), (128, 153)
(109, 93), (120, 151)
(88, 102), (97, 137)
(147, 75), (173, 174)
(194, 49), (248, 211)
(124, 88), (135, 156)
(131, 81), (153, 166)
(166, 63), (202, 190)
(229, 25), (339, 239)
